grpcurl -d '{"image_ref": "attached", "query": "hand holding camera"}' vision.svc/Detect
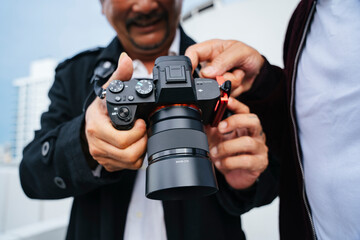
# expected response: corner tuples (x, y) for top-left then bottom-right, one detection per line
(206, 97), (268, 190)
(185, 39), (265, 98)
(85, 53), (268, 200)
(85, 53), (148, 172)
(104, 55), (231, 200)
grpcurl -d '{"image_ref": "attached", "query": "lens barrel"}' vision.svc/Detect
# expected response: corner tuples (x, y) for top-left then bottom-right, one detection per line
(145, 106), (218, 200)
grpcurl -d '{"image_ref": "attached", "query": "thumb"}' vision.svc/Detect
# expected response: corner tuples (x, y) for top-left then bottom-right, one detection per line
(103, 52), (133, 88)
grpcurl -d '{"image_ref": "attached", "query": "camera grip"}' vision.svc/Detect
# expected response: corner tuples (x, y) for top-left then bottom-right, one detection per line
(106, 102), (137, 130)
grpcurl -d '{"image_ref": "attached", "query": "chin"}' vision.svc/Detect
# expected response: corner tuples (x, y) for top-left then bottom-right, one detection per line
(131, 36), (169, 51)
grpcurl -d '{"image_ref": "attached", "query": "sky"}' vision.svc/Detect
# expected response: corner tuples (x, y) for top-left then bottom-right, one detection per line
(0, 0), (212, 146)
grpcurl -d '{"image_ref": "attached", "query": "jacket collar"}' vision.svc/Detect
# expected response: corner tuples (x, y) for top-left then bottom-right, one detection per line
(95, 37), (124, 66)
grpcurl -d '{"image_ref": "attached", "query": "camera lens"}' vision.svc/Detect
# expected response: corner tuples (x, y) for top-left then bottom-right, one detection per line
(145, 105), (218, 200)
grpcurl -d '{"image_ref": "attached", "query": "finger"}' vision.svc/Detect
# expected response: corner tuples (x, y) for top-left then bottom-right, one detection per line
(222, 70), (248, 97)
(202, 41), (264, 78)
(90, 135), (147, 170)
(96, 154), (145, 172)
(222, 69), (245, 89)
(200, 41), (254, 78)
(90, 132), (147, 161)
(185, 39), (219, 71)
(219, 113), (263, 138)
(220, 168), (261, 190)
(210, 136), (267, 159)
(101, 119), (147, 149)
(205, 125), (220, 148)
(215, 153), (268, 173)
(87, 117), (147, 149)
(108, 134), (148, 166)
(103, 52), (134, 88)
(185, 39), (237, 74)
(226, 97), (250, 114)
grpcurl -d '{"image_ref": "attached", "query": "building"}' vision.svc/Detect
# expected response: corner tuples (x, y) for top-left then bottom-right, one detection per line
(0, 143), (12, 164)
(12, 59), (57, 163)
(0, 58), (71, 239)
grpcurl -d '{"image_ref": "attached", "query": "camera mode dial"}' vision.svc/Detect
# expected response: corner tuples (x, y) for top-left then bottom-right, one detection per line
(108, 80), (124, 93)
(135, 79), (153, 98)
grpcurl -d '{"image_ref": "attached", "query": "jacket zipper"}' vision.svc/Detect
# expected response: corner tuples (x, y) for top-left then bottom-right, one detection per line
(289, 1), (317, 239)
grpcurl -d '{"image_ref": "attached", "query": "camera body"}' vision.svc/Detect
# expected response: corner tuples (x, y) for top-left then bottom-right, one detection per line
(106, 56), (222, 130)
(105, 55), (229, 200)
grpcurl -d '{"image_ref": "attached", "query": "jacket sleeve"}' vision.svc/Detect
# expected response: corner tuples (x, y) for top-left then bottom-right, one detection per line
(19, 64), (124, 200)
(216, 59), (286, 215)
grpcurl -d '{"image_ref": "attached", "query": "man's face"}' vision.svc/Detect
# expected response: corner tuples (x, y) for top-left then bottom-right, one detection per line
(101, 0), (183, 55)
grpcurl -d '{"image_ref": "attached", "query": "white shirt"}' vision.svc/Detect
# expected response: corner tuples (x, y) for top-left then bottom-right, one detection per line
(295, 0), (360, 239)
(123, 28), (180, 240)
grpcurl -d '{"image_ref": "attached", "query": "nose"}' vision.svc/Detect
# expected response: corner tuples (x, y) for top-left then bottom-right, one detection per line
(132, 0), (159, 14)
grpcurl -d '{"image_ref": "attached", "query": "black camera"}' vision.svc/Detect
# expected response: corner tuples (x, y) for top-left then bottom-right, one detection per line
(106, 56), (230, 200)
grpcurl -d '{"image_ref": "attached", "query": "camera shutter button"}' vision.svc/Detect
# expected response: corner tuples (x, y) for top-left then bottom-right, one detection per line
(117, 106), (131, 121)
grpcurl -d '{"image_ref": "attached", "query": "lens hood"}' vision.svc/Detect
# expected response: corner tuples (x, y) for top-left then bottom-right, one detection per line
(146, 155), (218, 200)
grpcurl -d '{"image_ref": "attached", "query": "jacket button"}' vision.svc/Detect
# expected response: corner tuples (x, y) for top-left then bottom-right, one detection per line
(54, 177), (66, 189)
(41, 141), (50, 156)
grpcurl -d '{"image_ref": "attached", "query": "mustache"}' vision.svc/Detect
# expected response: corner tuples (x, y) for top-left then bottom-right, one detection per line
(126, 11), (167, 28)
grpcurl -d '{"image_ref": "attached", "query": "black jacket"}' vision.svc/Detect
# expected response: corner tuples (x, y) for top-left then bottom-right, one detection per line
(20, 27), (279, 240)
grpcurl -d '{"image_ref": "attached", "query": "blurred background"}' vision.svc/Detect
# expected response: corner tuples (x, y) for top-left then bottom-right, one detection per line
(0, 0), (298, 239)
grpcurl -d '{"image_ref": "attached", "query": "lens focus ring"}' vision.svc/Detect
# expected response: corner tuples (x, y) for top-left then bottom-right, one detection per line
(148, 148), (209, 163)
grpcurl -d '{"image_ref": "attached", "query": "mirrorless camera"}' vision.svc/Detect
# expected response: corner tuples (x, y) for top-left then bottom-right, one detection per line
(105, 55), (230, 200)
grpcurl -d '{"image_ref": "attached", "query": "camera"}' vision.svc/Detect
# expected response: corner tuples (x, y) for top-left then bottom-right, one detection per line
(105, 56), (230, 200)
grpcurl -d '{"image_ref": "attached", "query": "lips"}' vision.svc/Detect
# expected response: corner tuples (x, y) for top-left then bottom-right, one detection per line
(132, 16), (163, 27)
(126, 12), (166, 30)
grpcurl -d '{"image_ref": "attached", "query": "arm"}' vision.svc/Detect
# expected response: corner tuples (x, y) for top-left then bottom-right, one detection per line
(19, 76), (120, 199)
(186, 39), (285, 214)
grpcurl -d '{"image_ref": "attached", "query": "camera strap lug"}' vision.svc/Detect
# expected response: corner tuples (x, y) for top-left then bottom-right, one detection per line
(91, 60), (116, 99)
(211, 76), (231, 127)
(82, 61), (116, 112)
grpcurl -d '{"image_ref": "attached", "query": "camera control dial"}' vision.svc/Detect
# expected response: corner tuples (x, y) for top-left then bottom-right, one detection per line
(117, 106), (131, 122)
(135, 79), (153, 98)
(109, 80), (124, 93)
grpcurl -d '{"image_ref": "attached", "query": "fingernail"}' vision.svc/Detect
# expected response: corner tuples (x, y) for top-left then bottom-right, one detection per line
(202, 66), (216, 76)
(119, 52), (127, 63)
(214, 161), (221, 168)
(210, 146), (218, 157)
(218, 121), (227, 131)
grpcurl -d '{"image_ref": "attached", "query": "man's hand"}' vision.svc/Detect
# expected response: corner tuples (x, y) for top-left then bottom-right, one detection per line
(185, 39), (264, 97)
(206, 97), (268, 190)
(85, 52), (148, 172)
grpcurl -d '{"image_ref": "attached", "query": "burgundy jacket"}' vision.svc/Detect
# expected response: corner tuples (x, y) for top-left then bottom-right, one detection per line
(241, 0), (318, 239)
